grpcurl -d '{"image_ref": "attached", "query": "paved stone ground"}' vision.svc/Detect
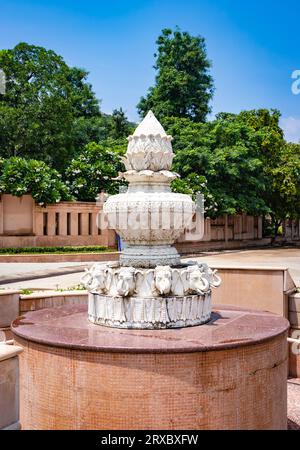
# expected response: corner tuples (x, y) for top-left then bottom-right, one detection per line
(1, 271), (90, 290)
(1, 247), (300, 289)
(0, 262), (91, 289)
(288, 378), (300, 429)
(0, 261), (88, 277)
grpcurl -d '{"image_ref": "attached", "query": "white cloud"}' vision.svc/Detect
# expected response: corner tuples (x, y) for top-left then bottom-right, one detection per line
(280, 117), (300, 143)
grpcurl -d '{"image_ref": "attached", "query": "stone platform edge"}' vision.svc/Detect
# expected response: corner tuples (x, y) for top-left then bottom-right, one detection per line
(11, 304), (290, 354)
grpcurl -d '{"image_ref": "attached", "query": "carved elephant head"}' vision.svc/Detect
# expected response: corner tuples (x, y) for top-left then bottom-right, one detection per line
(185, 265), (210, 295)
(154, 265), (172, 295)
(134, 269), (154, 297)
(208, 268), (222, 288)
(81, 264), (108, 293)
(116, 267), (136, 297)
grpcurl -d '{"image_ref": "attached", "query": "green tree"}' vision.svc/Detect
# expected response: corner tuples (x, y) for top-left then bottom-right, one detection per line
(0, 43), (100, 169)
(233, 109), (299, 237)
(72, 115), (114, 150)
(164, 114), (268, 217)
(66, 141), (126, 201)
(165, 109), (300, 238)
(264, 142), (300, 237)
(137, 28), (214, 122)
(0, 157), (72, 205)
(110, 108), (132, 138)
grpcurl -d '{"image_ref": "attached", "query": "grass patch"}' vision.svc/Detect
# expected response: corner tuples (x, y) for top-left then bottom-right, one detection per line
(55, 284), (86, 292)
(20, 288), (34, 295)
(0, 245), (116, 255)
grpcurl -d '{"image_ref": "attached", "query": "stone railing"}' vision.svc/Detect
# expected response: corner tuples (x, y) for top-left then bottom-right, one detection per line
(0, 193), (280, 251)
(178, 214), (262, 242)
(282, 219), (300, 241)
(176, 214), (266, 253)
(0, 194), (116, 248)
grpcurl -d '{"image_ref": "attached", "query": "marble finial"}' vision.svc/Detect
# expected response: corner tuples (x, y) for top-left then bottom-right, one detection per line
(132, 110), (168, 137)
(124, 110), (174, 171)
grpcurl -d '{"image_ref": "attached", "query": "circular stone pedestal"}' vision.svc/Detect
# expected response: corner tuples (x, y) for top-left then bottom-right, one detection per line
(88, 292), (211, 329)
(12, 304), (289, 430)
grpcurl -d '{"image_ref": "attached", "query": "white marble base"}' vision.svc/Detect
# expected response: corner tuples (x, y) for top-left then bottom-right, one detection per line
(88, 292), (212, 329)
(119, 245), (181, 268)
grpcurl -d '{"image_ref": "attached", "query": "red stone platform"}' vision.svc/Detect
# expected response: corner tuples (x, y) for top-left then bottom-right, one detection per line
(12, 304), (289, 430)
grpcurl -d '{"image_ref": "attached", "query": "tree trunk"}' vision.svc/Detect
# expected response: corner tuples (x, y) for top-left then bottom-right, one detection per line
(271, 218), (282, 244)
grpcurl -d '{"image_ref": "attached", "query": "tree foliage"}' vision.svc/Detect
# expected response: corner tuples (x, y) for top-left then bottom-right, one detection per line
(110, 108), (133, 139)
(164, 113), (264, 217)
(234, 110), (300, 235)
(0, 157), (72, 205)
(265, 142), (300, 235)
(137, 28), (214, 122)
(163, 109), (300, 231)
(0, 43), (100, 169)
(65, 141), (126, 201)
(72, 109), (133, 151)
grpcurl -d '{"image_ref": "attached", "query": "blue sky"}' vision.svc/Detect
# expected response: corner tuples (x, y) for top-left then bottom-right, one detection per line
(1, 0), (300, 141)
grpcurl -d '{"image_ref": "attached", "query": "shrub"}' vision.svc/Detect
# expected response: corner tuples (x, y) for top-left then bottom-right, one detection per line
(0, 157), (73, 205)
(66, 141), (126, 201)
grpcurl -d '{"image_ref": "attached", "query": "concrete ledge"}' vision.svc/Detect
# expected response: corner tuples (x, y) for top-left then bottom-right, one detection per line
(290, 312), (300, 328)
(0, 290), (21, 328)
(211, 266), (295, 317)
(289, 292), (300, 313)
(289, 293), (300, 330)
(0, 344), (22, 430)
(20, 289), (87, 299)
(0, 290), (20, 296)
(20, 290), (88, 314)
